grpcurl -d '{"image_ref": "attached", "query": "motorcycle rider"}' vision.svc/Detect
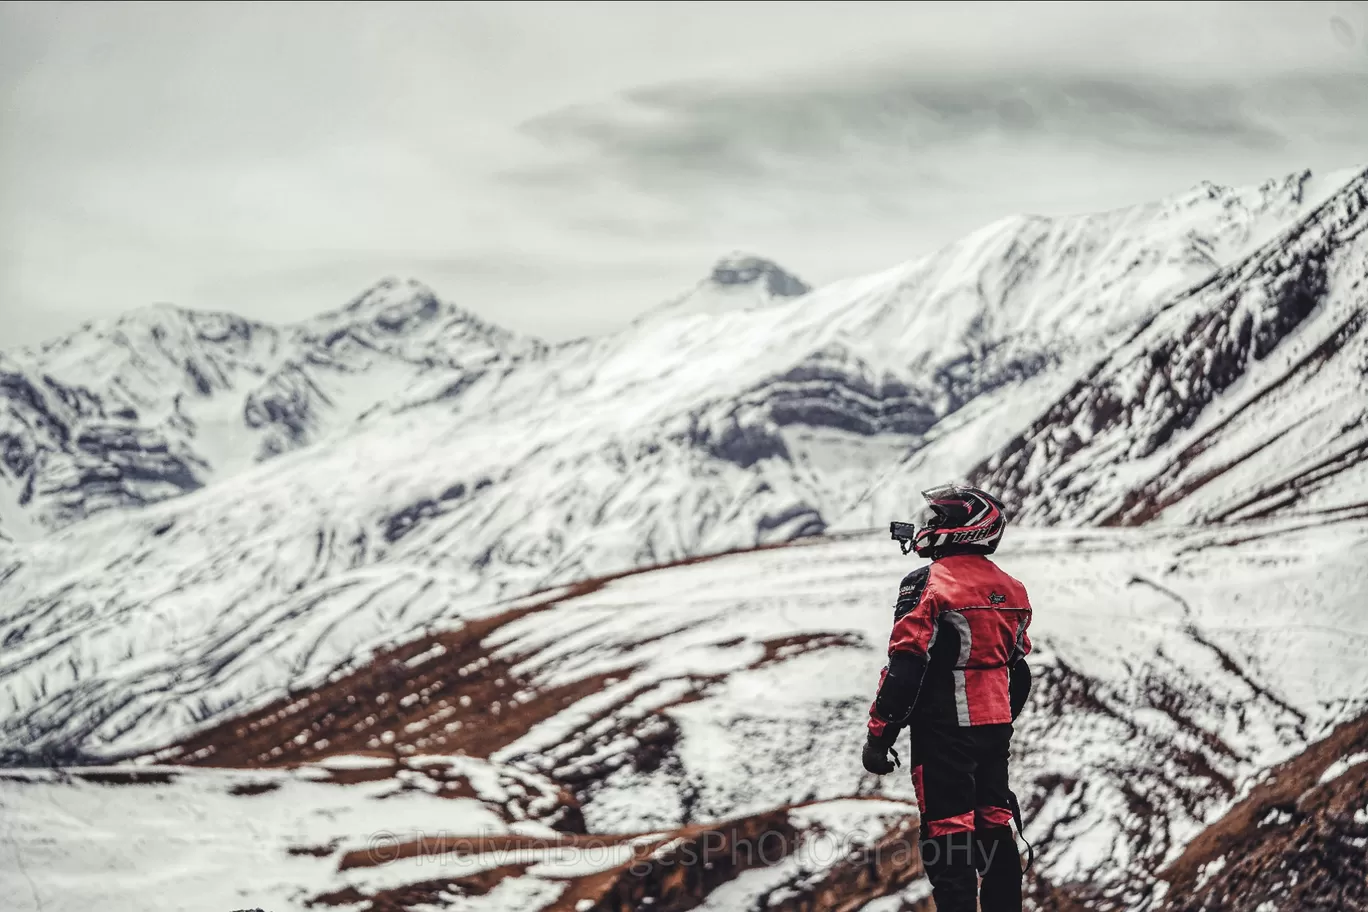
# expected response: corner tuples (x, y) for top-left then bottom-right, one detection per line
(862, 483), (1033, 912)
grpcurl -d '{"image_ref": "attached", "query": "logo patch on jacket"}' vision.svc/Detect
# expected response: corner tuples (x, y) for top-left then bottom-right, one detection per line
(893, 566), (930, 620)
(989, 592), (1006, 604)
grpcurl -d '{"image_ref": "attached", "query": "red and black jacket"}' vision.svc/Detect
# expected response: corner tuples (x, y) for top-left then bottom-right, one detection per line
(869, 553), (1033, 738)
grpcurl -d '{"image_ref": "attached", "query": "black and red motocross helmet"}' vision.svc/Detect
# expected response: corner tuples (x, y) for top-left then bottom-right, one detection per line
(908, 482), (1007, 558)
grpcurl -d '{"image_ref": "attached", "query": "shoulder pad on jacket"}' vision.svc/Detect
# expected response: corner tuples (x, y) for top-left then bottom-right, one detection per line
(893, 566), (931, 620)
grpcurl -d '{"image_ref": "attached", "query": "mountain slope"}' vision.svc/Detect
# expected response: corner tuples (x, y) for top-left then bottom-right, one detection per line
(1155, 708), (1368, 912)
(3, 168), (1345, 543)
(976, 169), (1368, 527)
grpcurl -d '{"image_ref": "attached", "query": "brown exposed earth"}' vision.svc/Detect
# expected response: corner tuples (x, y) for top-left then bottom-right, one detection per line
(149, 541), (942, 911)
(165, 585), (616, 771)
(1156, 709), (1368, 912)
(162, 543), (810, 772)
(313, 800), (931, 912)
(147, 536), (1365, 912)
(156, 542), (867, 835)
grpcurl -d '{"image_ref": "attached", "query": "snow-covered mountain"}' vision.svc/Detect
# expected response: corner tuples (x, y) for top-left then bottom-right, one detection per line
(2, 164), (1367, 910)
(0, 278), (532, 538)
(3, 166), (1366, 763)
(978, 169), (1368, 527)
(641, 252), (812, 322)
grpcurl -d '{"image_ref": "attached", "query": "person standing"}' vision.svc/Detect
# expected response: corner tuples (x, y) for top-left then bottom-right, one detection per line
(862, 483), (1034, 912)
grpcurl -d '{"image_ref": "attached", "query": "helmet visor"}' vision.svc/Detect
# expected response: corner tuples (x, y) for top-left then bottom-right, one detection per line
(913, 499), (943, 532)
(917, 483), (971, 533)
(922, 482), (968, 502)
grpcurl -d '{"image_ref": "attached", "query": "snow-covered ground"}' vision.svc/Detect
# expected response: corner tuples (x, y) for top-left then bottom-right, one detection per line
(0, 759), (559, 912)
(6, 518), (1363, 911)
(0, 759), (924, 912)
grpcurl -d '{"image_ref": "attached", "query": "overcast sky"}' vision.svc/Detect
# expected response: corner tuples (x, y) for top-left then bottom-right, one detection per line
(3, 1), (1368, 347)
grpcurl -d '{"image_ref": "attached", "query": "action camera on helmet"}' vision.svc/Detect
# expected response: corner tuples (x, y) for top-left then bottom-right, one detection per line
(890, 521), (918, 555)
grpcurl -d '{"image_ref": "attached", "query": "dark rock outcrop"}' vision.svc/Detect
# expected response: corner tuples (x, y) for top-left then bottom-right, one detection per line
(1157, 710), (1368, 912)
(710, 254), (811, 298)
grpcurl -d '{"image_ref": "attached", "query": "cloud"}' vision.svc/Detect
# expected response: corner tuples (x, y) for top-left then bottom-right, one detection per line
(3, 1), (1368, 348)
(510, 69), (1368, 196)
(490, 65), (1368, 288)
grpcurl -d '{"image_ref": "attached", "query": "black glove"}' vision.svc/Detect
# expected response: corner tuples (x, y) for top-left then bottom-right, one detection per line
(862, 731), (901, 775)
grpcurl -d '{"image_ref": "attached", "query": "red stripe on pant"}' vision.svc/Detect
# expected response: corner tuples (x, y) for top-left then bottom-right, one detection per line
(976, 805), (1013, 829)
(912, 765), (926, 813)
(925, 811), (976, 837)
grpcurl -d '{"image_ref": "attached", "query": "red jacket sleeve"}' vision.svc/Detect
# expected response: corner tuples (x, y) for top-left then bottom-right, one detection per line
(888, 566), (938, 656)
(868, 567), (936, 738)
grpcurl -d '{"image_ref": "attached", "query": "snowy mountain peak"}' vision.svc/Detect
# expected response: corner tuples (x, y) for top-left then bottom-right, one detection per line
(311, 276), (502, 339)
(0, 277), (538, 537)
(338, 275), (440, 318)
(641, 253), (812, 324)
(707, 253), (811, 298)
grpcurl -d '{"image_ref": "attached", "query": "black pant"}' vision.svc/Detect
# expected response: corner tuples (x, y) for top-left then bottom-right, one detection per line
(911, 722), (1022, 912)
